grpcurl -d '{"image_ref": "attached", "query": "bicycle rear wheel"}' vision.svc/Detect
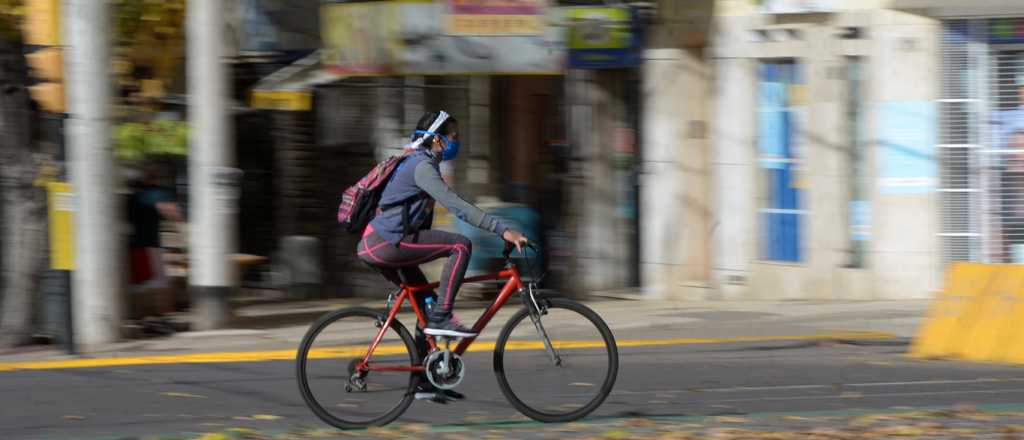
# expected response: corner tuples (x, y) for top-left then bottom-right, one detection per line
(296, 307), (419, 429)
(493, 297), (618, 423)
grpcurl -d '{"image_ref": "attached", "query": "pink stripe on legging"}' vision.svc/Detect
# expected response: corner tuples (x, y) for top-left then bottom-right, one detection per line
(357, 240), (390, 257)
(444, 244), (468, 309)
(360, 239), (392, 265)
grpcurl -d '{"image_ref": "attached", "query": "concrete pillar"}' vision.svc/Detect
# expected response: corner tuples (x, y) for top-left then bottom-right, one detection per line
(466, 77), (497, 199)
(710, 56), (759, 300)
(64, 0), (122, 346)
(802, 25), (848, 299)
(375, 77), (405, 160)
(568, 70), (631, 291)
(640, 48), (712, 299)
(188, 0), (239, 329)
(866, 10), (941, 298)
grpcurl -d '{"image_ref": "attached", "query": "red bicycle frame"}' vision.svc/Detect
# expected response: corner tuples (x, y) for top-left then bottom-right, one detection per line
(358, 265), (525, 373)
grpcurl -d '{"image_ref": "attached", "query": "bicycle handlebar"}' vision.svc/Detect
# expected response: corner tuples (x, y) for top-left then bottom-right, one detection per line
(502, 241), (538, 260)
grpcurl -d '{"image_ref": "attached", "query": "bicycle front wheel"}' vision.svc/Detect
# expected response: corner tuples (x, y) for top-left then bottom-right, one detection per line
(493, 297), (618, 423)
(296, 307), (419, 429)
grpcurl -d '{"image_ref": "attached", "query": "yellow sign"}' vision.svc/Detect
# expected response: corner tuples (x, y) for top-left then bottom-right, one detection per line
(24, 0), (61, 46)
(47, 182), (75, 270)
(250, 90), (313, 111)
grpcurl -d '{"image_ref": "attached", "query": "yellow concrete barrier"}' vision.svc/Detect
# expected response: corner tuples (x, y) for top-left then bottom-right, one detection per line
(997, 280), (1024, 364)
(909, 262), (997, 359)
(955, 265), (1024, 362)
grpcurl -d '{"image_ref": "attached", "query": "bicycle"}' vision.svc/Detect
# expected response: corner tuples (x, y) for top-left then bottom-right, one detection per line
(296, 243), (619, 428)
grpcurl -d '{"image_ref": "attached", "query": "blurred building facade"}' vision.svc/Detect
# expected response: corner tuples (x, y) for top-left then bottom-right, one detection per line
(642, 0), (1024, 301)
(249, 1), (648, 298)
(239, 0), (1024, 302)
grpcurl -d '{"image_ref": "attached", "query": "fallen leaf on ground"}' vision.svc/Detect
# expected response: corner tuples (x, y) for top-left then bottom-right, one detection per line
(63, 415), (86, 421)
(194, 433), (230, 440)
(602, 429), (632, 439)
(366, 426), (402, 438)
(251, 414), (282, 421)
(161, 392), (206, 399)
(626, 418), (655, 428)
(870, 425), (927, 437)
(400, 423), (429, 433)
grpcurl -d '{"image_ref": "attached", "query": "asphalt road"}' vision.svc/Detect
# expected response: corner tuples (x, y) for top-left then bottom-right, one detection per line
(5, 340), (1024, 440)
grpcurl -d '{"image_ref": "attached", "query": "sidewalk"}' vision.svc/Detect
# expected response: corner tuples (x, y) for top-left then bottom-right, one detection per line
(0, 296), (929, 364)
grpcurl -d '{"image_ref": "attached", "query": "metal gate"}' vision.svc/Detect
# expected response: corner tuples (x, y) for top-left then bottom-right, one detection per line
(940, 18), (1024, 264)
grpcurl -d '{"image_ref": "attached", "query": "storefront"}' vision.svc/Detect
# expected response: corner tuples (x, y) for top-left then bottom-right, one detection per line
(252, 0), (643, 297)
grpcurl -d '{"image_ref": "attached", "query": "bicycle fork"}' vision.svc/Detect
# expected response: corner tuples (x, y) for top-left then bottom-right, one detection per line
(523, 284), (563, 367)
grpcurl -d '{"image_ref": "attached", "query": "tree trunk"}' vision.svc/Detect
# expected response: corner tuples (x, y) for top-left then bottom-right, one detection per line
(0, 36), (46, 348)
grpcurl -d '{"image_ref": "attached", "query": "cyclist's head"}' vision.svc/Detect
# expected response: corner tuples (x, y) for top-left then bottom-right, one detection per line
(414, 111), (459, 159)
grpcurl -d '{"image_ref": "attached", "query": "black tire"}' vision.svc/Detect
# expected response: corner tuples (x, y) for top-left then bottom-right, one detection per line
(493, 297), (618, 423)
(296, 307), (419, 429)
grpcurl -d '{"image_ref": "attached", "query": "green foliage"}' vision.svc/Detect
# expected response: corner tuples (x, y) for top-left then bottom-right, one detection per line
(0, 0), (23, 41)
(115, 119), (189, 161)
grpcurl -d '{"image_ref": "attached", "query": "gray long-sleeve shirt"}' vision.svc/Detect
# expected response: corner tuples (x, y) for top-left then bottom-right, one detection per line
(369, 149), (508, 244)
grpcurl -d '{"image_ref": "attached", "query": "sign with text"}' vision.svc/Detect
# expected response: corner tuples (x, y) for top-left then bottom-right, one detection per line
(322, 0), (565, 75)
(47, 182), (75, 270)
(567, 6), (639, 69)
(448, 0), (547, 35)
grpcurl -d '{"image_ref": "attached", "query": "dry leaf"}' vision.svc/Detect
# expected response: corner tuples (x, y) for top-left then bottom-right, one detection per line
(251, 414), (282, 421)
(601, 429), (632, 439)
(714, 417), (750, 424)
(870, 425), (928, 437)
(626, 418), (655, 428)
(161, 392), (206, 399)
(400, 423), (429, 433)
(194, 434), (230, 440)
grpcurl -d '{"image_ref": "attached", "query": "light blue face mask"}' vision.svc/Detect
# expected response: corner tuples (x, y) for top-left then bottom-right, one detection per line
(414, 130), (461, 161)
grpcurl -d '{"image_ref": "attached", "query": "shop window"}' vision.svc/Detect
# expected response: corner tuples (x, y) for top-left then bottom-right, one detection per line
(757, 60), (804, 262)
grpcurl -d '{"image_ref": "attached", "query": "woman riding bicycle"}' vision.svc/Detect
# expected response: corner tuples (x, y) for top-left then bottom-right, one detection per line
(357, 110), (529, 338)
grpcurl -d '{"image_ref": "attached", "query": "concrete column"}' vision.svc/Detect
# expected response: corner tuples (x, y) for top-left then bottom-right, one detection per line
(640, 48), (712, 299)
(568, 70), (631, 291)
(375, 77), (405, 160)
(64, 0), (122, 346)
(710, 56), (759, 300)
(802, 26), (848, 299)
(188, 0), (239, 329)
(465, 77), (496, 199)
(866, 10), (941, 298)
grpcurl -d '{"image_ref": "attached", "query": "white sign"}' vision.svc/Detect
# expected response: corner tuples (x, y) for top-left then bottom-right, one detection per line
(760, 0), (836, 14)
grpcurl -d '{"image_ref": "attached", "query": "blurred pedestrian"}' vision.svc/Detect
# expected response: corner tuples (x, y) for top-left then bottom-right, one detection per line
(127, 163), (184, 324)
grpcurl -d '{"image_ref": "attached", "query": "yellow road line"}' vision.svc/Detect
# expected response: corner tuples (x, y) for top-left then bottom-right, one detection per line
(0, 331), (895, 372)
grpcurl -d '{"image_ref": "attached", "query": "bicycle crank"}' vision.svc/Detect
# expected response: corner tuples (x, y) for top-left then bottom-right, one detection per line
(423, 349), (465, 390)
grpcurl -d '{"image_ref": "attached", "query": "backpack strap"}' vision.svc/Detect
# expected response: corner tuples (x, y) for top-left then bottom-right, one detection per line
(380, 192), (429, 237)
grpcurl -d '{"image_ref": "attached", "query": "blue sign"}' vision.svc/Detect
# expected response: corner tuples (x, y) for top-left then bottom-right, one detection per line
(877, 101), (938, 194)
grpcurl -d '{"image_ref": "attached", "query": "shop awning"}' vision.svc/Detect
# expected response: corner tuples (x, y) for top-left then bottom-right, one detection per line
(249, 50), (338, 111)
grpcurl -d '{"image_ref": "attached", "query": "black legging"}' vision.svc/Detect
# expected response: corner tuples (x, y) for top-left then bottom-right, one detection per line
(357, 229), (472, 318)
